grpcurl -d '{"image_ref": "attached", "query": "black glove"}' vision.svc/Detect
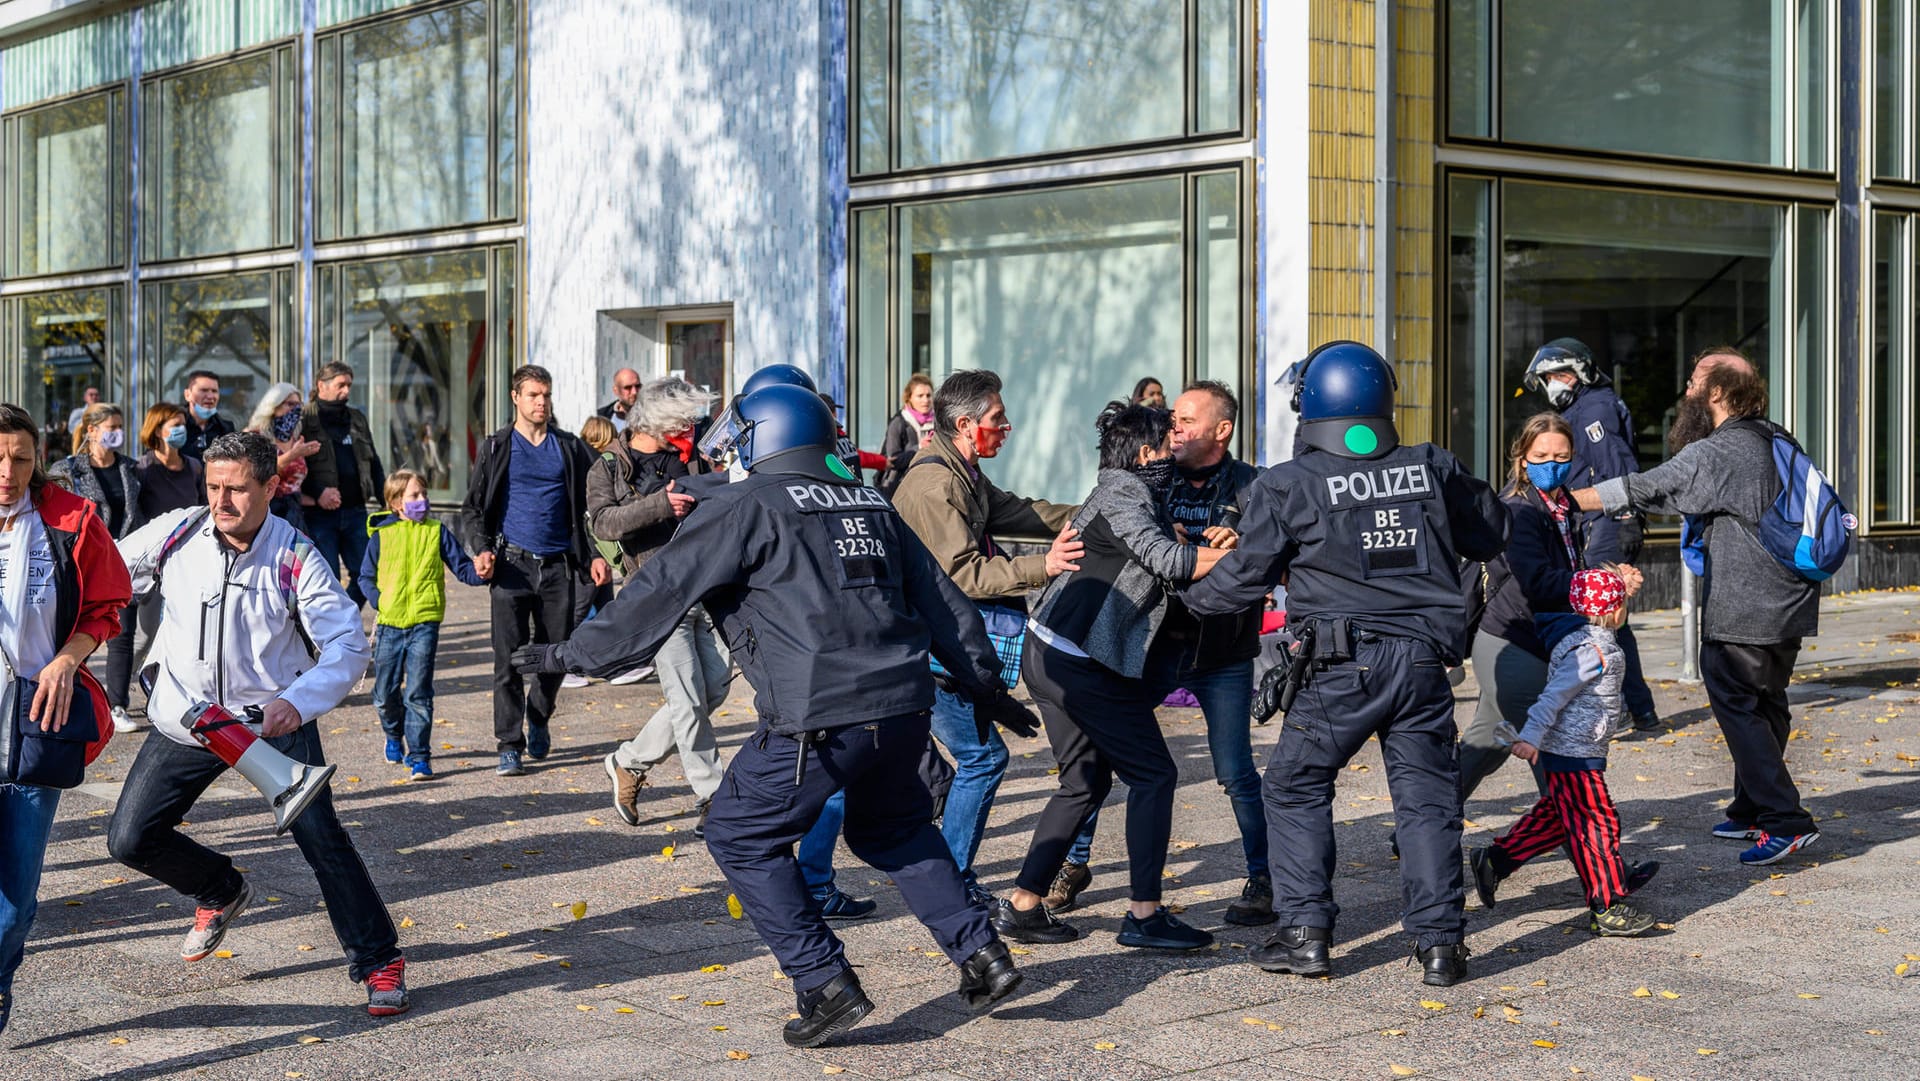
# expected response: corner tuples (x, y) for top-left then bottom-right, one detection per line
(510, 644), (566, 675)
(1251, 657), (1289, 726)
(973, 687), (1041, 741)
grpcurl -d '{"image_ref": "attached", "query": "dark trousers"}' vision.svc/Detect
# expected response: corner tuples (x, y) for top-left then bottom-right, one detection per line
(489, 551), (579, 751)
(1490, 768), (1628, 908)
(105, 725), (400, 982)
(1268, 635), (1464, 949)
(1017, 640), (1180, 903)
(702, 713), (994, 998)
(1700, 638), (1816, 836)
(306, 506), (370, 608)
(103, 598), (140, 710)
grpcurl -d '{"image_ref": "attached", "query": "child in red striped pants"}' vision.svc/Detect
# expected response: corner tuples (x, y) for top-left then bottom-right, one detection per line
(1469, 568), (1661, 937)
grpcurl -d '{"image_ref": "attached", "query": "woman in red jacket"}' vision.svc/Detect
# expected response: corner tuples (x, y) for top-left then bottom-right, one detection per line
(0, 402), (130, 1035)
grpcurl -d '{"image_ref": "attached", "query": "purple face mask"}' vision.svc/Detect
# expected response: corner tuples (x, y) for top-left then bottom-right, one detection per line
(400, 497), (430, 522)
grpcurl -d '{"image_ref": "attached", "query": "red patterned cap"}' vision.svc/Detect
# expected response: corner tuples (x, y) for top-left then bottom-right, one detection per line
(1569, 568), (1626, 617)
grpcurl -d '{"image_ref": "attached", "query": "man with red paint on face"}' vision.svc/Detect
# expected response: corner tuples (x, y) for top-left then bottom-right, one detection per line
(890, 370), (1083, 909)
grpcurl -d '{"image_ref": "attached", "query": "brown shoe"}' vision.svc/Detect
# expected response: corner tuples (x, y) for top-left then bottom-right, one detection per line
(1042, 861), (1092, 914)
(604, 753), (645, 827)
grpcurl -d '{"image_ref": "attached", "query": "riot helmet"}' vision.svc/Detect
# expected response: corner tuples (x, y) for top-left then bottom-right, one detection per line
(1523, 337), (1608, 409)
(699, 383), (847, 476)
(739, 363), (817, 397)
(699, 365), (819, 465)
(1287, 340), (1399, 459)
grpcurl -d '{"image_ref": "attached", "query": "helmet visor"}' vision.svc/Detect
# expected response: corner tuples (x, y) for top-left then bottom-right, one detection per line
(697, 401), (750, 464)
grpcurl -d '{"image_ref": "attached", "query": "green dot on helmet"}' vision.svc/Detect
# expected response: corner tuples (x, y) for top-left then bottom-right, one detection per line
(1343, 424), (1379, 455)
(825, 453), (856, 480)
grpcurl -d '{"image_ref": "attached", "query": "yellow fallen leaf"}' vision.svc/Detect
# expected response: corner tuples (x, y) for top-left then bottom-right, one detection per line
(585, 817), (605, 826)
(399, 917), (415, 929)
(668, 994), (688, 1001)
(1472, 1006), (1485, 1018)
(1094, 1042), (1117, 1050)
(1530, 979), (1548, 987)
(297, 1035), (324, 1044)
(1696, 1048), (1718, 1056)
(1390, 1066), (1418, 1077)
(725, 1050), (750, 1061)
(615, 1007), (635, 1014)
(1659, 990), (1680, 999)
(1419, 999), (1447, 1010)
(109, 1037), (128, 1045)
(577, 1005), (594, 1012)
(558, 962), (572, 969)
(214, 950), (234, 959)
(1382, 1029), (1407, 1036)
(701, 964), (727, 973)
(1631, 987), (1652, 997)
(570, 901), (588, 920)
(1797, 993), (1820, 999)
(726, 894), (745, 919)
(296, 944), (315, 952)
(824, 1068), (846, 1076)
(1243, 1017), (1265, 1026)
(1534, 1039), (1557, 1048)
(1632, 1076), (1656, 1081)
(712, 1025), (728, 1032)
(702, 999), (726, 1006)
(1896, 962), (1911, 977)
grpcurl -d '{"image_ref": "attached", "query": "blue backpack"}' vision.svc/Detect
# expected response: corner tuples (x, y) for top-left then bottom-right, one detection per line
(1679, 419), (1855, 582)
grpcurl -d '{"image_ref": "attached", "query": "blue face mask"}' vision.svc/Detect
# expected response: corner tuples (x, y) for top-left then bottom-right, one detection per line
(192, 403), (218, 421)
(164, 425), (188, 448)
(1525, 460), (1572, 492)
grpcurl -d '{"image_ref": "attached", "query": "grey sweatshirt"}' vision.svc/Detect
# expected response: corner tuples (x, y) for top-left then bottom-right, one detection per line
(1596, 419), (1818, 645)
(1517, 623), (1624, 762)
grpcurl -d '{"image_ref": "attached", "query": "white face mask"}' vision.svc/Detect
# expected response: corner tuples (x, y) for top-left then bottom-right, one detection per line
(727, 457), (749, 483)
(99, 428), (125, 451)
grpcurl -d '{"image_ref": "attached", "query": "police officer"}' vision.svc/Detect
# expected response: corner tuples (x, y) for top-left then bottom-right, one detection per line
(1181, 342), (1508, 987)
(514, 384), (1031, 1046)
(1523, 337), (1659, 731)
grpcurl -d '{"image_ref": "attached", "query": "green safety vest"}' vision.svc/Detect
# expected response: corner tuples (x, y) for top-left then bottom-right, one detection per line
(367, 516), (446, 628)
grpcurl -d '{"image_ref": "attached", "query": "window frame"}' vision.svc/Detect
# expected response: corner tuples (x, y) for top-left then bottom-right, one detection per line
(846, 162), (1256, 481)
(0, 284), (128, 421)
(1872, 0), (1920, 183)
(315, 0), (524, 246)
(138, 40), (301, 266)
(849, 0), (1256, 181)
(1, 83), (130, 280)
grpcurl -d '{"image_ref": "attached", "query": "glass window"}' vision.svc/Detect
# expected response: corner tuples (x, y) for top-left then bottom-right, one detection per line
(858, 0), (1241, 174)
(7, 288), (123, 453)
(319, 0), (517, 240)
(1798, 0), (1830, 170)
(1455, 1), (1825, 169)
(1193, 171), (1243, 390)
(880, 177), (1189, 503)
(667, 321), (729, 398)
(1872, 213), (1912, 521)
(852, 209), (891, 455)
(3, 90), (126, 278)
(1446, 177), (1494, 476)
(142, 49), (294, 261)
(1792, 207), (1830, 465)
(144, 271), (293, 429)
(316, 248), (510, 502)
(1473, 183), (1783, 475)
(1876, 0), (1913, 179)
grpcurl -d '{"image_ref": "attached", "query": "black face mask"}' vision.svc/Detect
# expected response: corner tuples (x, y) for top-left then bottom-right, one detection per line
(1134, 456), (1177, 493)
(317, 397), (349, 416)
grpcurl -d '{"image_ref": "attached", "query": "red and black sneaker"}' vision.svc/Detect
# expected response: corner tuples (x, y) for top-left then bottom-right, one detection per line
(364, 957), (410, 1017)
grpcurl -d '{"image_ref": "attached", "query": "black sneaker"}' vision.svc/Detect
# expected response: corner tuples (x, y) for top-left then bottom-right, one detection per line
(1469, 847), (1503, 910)
(782, 970), (874, 1048)
(1588, 901), (1655, 937)
(1631, 710), (1662, 732)
(991, 898), (1079, 944)
(691, 798), (712, 839)
(955, 941), (1023, 1013)
(815, 889), (878, 921)
(526, 724), (551, 761)
(1042, 861), (1093, 914)
(1224, 875), (1278, 926)
(1252, 925), (1331, 977)
(1625, 860), (1659, 894)
(1418, 943), (1470, 987)
(1116, 907), (1213, 951)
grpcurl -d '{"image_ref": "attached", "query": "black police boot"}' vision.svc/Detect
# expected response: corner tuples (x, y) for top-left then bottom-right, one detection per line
(955, 940), (1023, 1013)
(1469, 847), (1505, 910)
(991, 898), (1080, 944)
(1251, 925), (1331, 977)
(782, 970), (875, 1048)
(1417, 943), (1470, 987)
(1224, 875), (1277, 926)
(1625, 860), (1660, 894)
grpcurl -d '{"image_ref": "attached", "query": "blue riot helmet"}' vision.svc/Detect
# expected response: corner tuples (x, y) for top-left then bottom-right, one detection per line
(699, 383), (848, 476)
(739, 363), (817, 397)
(1287, 340), (1399, 459)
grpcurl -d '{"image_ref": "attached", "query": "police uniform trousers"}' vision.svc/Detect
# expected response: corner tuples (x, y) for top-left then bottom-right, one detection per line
(702, 712), (995, 996)
(1265, 634), (1465, 948)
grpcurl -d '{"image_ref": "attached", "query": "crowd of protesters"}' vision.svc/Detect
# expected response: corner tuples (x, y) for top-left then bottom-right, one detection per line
(0, 341), (1838, 1036)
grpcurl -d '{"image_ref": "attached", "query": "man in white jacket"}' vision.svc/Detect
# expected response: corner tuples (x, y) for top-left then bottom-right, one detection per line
(106, 433), (408, 1017)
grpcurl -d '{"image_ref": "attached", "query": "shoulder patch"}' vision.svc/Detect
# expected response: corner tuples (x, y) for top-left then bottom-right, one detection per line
(1585, 421), (1605, 444)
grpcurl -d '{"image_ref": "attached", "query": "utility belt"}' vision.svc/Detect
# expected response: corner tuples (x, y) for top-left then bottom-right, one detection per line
(755, 719), (898, 787)
(498, 542), (570, 567)
(1264, 618), (1408, 719)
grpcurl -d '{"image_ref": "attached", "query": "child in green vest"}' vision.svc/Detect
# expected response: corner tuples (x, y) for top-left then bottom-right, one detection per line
(360, 469), (487, 779)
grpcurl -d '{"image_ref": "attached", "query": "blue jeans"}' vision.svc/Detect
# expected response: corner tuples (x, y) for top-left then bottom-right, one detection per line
(306, 506), (371, 608)
(373, 622), (440, 765)
(1065, 658), (1268, 880)
(797, 790), (846, 901)
(928, 686), (1009, 890)
(1, 784), (61, 999)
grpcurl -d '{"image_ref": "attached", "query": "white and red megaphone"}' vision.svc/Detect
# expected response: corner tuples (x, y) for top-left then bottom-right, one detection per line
(185, 700), (337, 836)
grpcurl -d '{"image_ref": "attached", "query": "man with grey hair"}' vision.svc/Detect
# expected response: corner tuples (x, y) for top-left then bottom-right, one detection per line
(597, 367), (645, 433)
(110, 432), (408, 1016)
(891, 369), (1083, 906)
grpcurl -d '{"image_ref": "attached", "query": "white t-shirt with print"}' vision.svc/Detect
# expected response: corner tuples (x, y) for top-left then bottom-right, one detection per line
(0, 506), (59, 678)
